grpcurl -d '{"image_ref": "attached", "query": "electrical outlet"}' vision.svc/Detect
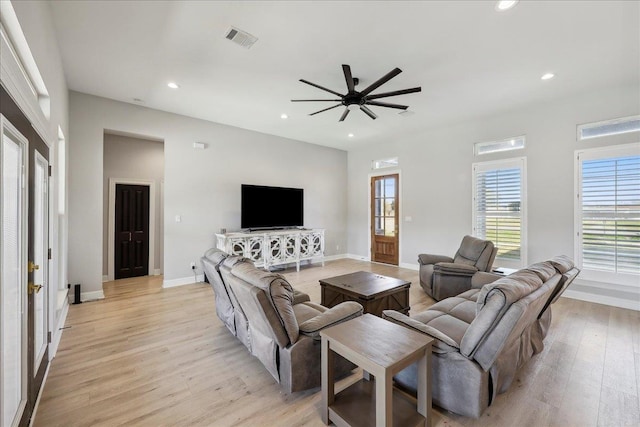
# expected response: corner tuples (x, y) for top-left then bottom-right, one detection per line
(336, 245), (340, 251)
(190, 261), (196, 270)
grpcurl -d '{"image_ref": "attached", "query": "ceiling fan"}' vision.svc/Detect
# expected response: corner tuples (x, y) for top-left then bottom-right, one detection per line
(291, 64), (421, 121)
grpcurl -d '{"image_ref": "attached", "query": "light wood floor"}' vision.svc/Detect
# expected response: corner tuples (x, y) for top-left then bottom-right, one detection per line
(35, 259), (640, 426)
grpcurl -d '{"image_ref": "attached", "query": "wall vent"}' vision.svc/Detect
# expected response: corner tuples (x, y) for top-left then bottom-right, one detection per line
(224, 27), (258, 49)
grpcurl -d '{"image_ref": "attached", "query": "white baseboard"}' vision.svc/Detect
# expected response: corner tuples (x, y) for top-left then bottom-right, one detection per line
(79, 290), (105, 302)
(153, 268), (161, 275)
(49, 299), (69, 358)
(562, 289), (640, 311)
(400, 262), (419, 271)
(163, 274), (204, 288)
(323, 254), (348, 262)
(102, 275), (108, 282)
(346, 253), (370, 262)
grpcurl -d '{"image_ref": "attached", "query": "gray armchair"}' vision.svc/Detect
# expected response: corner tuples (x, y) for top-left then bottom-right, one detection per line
(418, 235), (498, 301)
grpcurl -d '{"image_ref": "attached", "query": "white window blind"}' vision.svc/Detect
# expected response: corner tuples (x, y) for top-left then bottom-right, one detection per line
(473, 158), (526, 264)
(578, 149), (640, 275)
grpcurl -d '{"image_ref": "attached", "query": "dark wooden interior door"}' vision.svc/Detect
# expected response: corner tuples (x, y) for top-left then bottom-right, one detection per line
(371, 174), (399, 265)
(115, 184), (150, 279)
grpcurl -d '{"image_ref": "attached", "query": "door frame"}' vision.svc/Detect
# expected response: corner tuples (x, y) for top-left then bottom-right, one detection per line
(0, 113), (29, 427)
(107, 178), (155, 281)
(367, 169), (402, 266)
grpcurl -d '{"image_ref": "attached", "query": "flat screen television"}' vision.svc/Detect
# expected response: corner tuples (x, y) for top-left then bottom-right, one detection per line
(241, 184), (304, 229)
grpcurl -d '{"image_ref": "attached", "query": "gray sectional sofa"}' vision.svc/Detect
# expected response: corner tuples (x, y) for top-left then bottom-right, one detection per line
(201, 249), (363, 393)
(383, 255), (579, 418)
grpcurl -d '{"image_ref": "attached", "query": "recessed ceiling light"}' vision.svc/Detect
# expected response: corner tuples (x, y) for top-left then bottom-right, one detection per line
(541, 73), (555, 80)
(167, 82), (179, 89)
(495, 0), (519, 11)
(348, 133), (354, 138)
(280, 113), (288, 119)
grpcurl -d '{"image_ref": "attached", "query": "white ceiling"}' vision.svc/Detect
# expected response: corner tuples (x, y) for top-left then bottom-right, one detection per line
(50, 1), (639, 150)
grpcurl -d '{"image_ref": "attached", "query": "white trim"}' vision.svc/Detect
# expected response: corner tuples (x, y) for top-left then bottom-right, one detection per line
(367, 169), (403, 266)
(48, 296), (68, 359)
(399, 262), (419, 271)
(0, 19), (52, 145)
(0, 113), (29, 427)
(472, 157), (527, 268)
(346, 253), (371, 262)
(107, 178), (156, 281)
(577, 115), (640, 141)
(33, 150), (49, 373)
(474, 135), (526, 156)
(102, 275), (109, 283)
(163, 274), (204, 288)
(562, 290), (640, 311)
(80, 290), (105, 302)
(574, 142), (640, 286)
(153, 269), (161, 276)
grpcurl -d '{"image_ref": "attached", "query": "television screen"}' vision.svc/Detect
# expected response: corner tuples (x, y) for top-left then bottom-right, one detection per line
(241, 184), (304, 229)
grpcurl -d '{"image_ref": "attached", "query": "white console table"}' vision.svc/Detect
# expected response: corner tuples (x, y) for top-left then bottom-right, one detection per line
(216, 229), (325, 272)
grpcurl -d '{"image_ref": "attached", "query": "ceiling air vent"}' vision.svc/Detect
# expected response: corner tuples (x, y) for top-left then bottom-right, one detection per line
(224, 26), (258, 49)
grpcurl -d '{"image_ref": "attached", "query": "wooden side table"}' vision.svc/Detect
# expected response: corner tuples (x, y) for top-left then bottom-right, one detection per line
(320, 314), (433, 427)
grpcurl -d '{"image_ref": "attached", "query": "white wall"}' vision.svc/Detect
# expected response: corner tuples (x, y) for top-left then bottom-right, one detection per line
(348, 84), (639, 301)
(69, 92), (348, 295)
(102, 133), (164, 276)
(9, 0), (70, 335)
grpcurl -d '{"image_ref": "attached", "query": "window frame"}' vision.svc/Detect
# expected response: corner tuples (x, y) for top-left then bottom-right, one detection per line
(577, 115), (640, 141)
(574, 143), (640, 287)
(472, 157), (527, 268)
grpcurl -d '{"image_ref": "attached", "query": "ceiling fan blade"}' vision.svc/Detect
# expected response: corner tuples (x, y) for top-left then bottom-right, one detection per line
(299, 79), (344, 97)
(365, 101), (409, 110)
(339, 108), (350, 122)
(342, 64), (355, 93)
(309, 104), (342, 116)
(366, 87), (421, 100)
(360, 105), (378, 120)
(359, 67), (402, 97)
(291, 99), (342, 102)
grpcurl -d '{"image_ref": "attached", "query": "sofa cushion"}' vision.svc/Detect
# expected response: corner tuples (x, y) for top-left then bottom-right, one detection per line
(454, 235), (490, 266)
(549, 255), (575, 274)
(231, 263), (300, 344)
(410, 292), (479, 348)
(522, 262), (556, 282)
(203, 248), (227, 265)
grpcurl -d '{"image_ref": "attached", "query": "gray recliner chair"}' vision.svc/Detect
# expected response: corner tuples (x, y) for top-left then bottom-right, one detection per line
(418, 235), (498, 301)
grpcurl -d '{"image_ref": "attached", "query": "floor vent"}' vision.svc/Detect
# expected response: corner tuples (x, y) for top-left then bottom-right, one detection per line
(224, 26), (258, 49)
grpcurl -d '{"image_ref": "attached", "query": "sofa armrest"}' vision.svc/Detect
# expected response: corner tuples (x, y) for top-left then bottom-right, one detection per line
(293, 289), (311, 305)
(471, 271), (502, 289)
(418, 254), (453, 266)
(299, 302), (363, 339)
(382, 310), (460, 349)
(433, 262), (478, 277)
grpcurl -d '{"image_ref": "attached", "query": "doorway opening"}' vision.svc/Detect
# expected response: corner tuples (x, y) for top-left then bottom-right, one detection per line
(103, 131), (164, 283)
(370, 173), (400, 265)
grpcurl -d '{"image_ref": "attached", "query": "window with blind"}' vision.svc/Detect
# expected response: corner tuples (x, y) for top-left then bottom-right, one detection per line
(577, 145), (640, 280)
(472, 158), (526, 266)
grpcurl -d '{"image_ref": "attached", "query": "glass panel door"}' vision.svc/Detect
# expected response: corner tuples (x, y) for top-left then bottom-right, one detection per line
(33, 151), (49, 372)
(1, 116), (28, 427)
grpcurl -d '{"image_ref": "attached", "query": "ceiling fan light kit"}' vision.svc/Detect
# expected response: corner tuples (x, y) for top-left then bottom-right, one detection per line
(291, 64), (421, 121)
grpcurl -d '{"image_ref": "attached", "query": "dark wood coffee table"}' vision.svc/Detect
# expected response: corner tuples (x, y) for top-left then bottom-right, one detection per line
(320, 271), (410, 317)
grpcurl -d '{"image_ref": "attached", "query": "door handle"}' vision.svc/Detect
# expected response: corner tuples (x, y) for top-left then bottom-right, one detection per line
(28, 282), (43, 294)
(129, 232), (132, 241)
(28, 261), (40, 273)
